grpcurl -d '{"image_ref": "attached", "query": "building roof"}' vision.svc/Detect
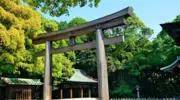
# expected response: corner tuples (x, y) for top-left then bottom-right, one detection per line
(160, 21), (180, 45)
(67, 69), (97, 83)
(160, 56), (180, 72)
(0, 77), (43, 86)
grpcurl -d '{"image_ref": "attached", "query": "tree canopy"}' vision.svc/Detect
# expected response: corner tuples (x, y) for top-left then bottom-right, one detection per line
(0, 0), (41, 75)
(23, 0), (101, 16)
(0, 0), (74, 85)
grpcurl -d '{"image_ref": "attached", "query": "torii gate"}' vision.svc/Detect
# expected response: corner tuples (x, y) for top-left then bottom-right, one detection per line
(32, 7), (133, 100)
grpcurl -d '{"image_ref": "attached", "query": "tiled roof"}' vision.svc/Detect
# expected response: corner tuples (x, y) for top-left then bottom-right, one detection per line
(160, 56), (180, 71)
(68, 69), (97, 83)
(0, 77), (43, 85)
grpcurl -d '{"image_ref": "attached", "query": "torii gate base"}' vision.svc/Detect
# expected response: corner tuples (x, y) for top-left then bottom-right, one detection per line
(32, 6), (133, 100)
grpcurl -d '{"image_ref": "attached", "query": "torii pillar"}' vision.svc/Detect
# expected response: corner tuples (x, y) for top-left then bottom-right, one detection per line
(96, 28), (109, 100)
(43, 41), (52, 100)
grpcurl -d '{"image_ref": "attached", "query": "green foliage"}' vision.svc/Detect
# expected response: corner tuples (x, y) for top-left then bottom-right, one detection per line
(106, 13), (153, 74)
(0, 0), (74, 85)
(104, 14), (154, 97)
(58, 21), (68, 31)
(23, 0), (101, 16)
(52, 54), (74, 85)
(117, 14), (180, 98)
(58, 17), (88, 62)
(0, 0), (41, 75)
(58, 17), (98, 76)
(68, 17), (86, 27)
(112, 84), (133, 97)
(33, 15), (74, 84)
(140, 15), (180, 97)
(41, 17), (58, 33)
(173, 15), (180, 22)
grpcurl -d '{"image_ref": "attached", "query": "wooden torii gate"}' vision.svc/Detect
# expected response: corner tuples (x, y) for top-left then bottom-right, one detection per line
(32, 7), (133, 100)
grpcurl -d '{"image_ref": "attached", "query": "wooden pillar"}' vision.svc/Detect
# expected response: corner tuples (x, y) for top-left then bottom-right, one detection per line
(43, 41), (52, 100)
(22, 90), (24, 99)
(28, 89), (31, 100)
(88, 88), (91, 98)
(25, 90), (27, 100)
(6, 87), (8, 100)
(60, 88), (63, 99)
(96, 28), (109, 100)
(80, 88), (83, 98)
(70, 88), (73, 98)
(8, 86), (11, 99)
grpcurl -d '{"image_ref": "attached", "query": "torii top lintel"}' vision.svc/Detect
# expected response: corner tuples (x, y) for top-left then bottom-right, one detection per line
(33, 7), (133, 44)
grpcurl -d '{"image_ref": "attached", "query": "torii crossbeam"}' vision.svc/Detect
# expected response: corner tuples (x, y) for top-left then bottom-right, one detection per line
(32, 7), (133, 100)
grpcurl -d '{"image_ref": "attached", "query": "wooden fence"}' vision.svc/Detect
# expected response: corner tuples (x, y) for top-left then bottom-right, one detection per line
(110, 98), (175, 100)
(60, 98), (98, 100)
(9, 98), (176, 100)
(45, 98), (176, 100)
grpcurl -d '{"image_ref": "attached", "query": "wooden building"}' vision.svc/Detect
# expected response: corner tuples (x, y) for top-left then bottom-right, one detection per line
(160, 21), (180, 45)
(59, 69), (97, 99)
(0, 77), (42, 100)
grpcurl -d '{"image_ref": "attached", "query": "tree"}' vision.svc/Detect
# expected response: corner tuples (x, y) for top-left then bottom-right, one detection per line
(58, 17), (98, 76)
(142, 14), (180, 97)
(23, 0), (101, 16)
(0, 0), (74, 85)
(0, 0), (41, 76)
(105, 13), (153, 97)
(121, 14), (180, 97)
(112, 84), (133, 97)
(34, 16), (74, 84)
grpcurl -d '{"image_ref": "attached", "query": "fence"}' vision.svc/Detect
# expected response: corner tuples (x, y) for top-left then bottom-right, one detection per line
(61, 98), (98, 100)
(46, 98), (176, 100)
(110, 98), (175, 100)
(9, 98), (176, 100)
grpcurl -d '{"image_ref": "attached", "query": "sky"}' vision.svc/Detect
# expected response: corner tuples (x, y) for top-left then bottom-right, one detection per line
(44, 0), (180, 38)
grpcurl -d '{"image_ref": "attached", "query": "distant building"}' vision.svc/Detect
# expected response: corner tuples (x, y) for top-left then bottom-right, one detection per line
(160, 56), (180, 75)
(59, 69), (98, 99)
(160, 21), (180, 45)
(0, 77), (42, 100)
(0, 69), (97, 100)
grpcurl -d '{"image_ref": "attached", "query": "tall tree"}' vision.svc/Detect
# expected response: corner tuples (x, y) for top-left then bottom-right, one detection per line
(142, 14), (180, 97)
(106, 14), (153, 97)
(0, 0), (74, 85)
(0, 0), (41, 76)
(118, 14), (180, 97)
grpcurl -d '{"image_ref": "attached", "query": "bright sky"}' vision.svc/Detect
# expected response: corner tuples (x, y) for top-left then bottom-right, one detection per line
(45, 0), (180, 38)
